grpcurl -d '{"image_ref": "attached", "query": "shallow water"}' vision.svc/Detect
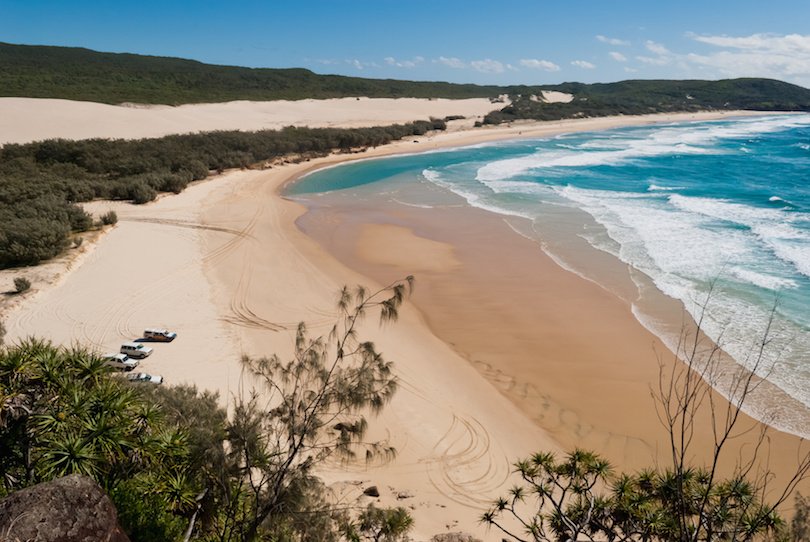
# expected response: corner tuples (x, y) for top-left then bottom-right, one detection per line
(289, 114), (810, 435)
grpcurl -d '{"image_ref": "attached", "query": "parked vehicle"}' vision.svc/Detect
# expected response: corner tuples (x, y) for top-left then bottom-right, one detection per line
(120, 342), (153, 359)
(143, 328), (177, 342)
(102, 352), (139, 371)
(126, 372), (163, 385)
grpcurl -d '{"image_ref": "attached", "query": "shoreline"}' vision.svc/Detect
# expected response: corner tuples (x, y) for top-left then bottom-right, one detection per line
(4, 109), (807, 538)
(280, 111), (810, 483)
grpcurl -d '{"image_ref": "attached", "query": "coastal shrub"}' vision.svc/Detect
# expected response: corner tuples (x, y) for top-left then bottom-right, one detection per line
(13, 276), (31, 293)
(111, 478), (186, 542)
(0, 340), (200, 538)
(65, 204), (93, 231)
(100, 210), (118, 226)
(343, 505), (414, 542)
(0, 121), (448, 268)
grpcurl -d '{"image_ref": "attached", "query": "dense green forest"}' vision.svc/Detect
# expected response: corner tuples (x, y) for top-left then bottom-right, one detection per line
(0, 42), (511, 103)
(484, 78), (810, 123)
(0, 119), (445, 268)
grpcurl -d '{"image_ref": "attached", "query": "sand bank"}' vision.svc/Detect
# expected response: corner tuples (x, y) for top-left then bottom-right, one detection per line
(0, 96), (500, 145)
(3, 107), (805, 539)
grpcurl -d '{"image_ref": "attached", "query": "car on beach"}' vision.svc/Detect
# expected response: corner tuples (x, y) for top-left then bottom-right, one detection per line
(126, 372), (164, 385)
(102, 352), (139, 371)
(120, 342), (153, 359)
(143, 328), (177, 342)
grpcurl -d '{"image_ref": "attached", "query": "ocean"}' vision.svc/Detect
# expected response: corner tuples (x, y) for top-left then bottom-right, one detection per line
(288, 114), (810, 435)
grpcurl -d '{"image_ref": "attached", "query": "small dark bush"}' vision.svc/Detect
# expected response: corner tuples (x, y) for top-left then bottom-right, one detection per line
(100, 210), (118, 225)
(14, 276), (31, 293)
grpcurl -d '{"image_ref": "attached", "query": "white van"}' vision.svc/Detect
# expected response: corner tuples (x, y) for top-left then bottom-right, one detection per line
(144, 328), (177, 342)
(102, 353), (139, 371)
(120, 342), (153, 359)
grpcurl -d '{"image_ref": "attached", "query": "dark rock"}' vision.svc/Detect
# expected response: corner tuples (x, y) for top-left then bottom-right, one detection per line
(363, 485), (380, 497)
(0, 474), (130, 542)
(431, 533), (482, 542)
(396, 490), (414, 500)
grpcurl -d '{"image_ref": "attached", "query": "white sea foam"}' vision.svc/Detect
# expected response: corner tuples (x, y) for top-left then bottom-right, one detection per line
(421, 168), (534, 219)
(476, 114), (810, 182)
(476, 143), (711, 181)
(648, 184), (684, 191)
(769, 195), (785, 202)
(668, 194), (787, 223)
(666, 195), (810, 279)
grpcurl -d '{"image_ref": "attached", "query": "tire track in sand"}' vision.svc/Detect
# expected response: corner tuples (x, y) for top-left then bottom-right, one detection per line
(426, 414), (510, 508)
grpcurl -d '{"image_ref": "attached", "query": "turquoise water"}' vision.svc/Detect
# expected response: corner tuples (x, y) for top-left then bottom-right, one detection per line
(289, 114), (810, 431)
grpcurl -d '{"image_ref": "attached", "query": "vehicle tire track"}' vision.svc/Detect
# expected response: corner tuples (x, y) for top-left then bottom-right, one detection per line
(426, 414), (510, 508)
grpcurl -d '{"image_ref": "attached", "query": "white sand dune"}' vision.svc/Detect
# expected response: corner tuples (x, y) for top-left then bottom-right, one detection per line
(0, 96), (499, 145)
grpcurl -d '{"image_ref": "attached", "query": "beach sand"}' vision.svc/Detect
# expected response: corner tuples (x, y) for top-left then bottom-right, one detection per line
(3, 102), (806, 539)
(0, 96), (500, 145)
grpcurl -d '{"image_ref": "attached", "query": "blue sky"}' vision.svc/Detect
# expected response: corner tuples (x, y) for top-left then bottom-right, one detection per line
(2, 0), (810, 87)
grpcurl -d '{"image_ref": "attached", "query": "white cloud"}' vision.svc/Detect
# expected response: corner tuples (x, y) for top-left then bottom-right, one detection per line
(470, 58), (505, 73)
(645, 40), (671, 56)
(519, 58), (561, 71)
(690, 32), (810, 54)
(435, 56), (466, 69)
(596, 35), (630, 46)
(637, 55), (670, 66)
(345, 59), (380, 70)
(686, 32), (810, 85)
(384, 56), (424, 68)
(571, 60), (596, 69)
(609, 51), (627, 62)
(624, 67), (639, 73)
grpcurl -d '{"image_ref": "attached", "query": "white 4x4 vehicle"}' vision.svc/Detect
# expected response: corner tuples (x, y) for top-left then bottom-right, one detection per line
(120, 342), (153, 359)
(102, 353), (139, 371)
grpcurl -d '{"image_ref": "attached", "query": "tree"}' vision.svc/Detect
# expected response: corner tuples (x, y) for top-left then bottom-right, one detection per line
(483, 298), (810, 542)
(343, 504), (414, 542)
(481, 449), (613, 542)
(208, 277), (413, 542)
(0, 339), (194, 539)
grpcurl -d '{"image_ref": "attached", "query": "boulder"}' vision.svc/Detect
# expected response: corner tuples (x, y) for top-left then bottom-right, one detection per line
(363, 485), (380, 497)
(0, 474), (130, 542)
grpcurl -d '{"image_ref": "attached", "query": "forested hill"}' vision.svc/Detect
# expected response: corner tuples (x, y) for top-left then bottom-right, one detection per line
(0, 42), (507, 104)
(484, 78), (810, 124)
(4, 42), (810, 113)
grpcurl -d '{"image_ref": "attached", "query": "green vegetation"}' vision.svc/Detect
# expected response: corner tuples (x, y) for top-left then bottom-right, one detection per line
(484, 79), (810, 124)
(12, 276), (30, 293)
(483, 449), (786, 542)
(0, 119), (446, 269)
(0, 280), (414, 541)
(0, 42), (507, 104)
(0, 339), (192, 539)
(99, 210), (118, 226)
(343, 505), (414, 542)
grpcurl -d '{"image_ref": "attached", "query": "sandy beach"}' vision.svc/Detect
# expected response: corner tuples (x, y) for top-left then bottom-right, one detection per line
(2, 100), (807, 539)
